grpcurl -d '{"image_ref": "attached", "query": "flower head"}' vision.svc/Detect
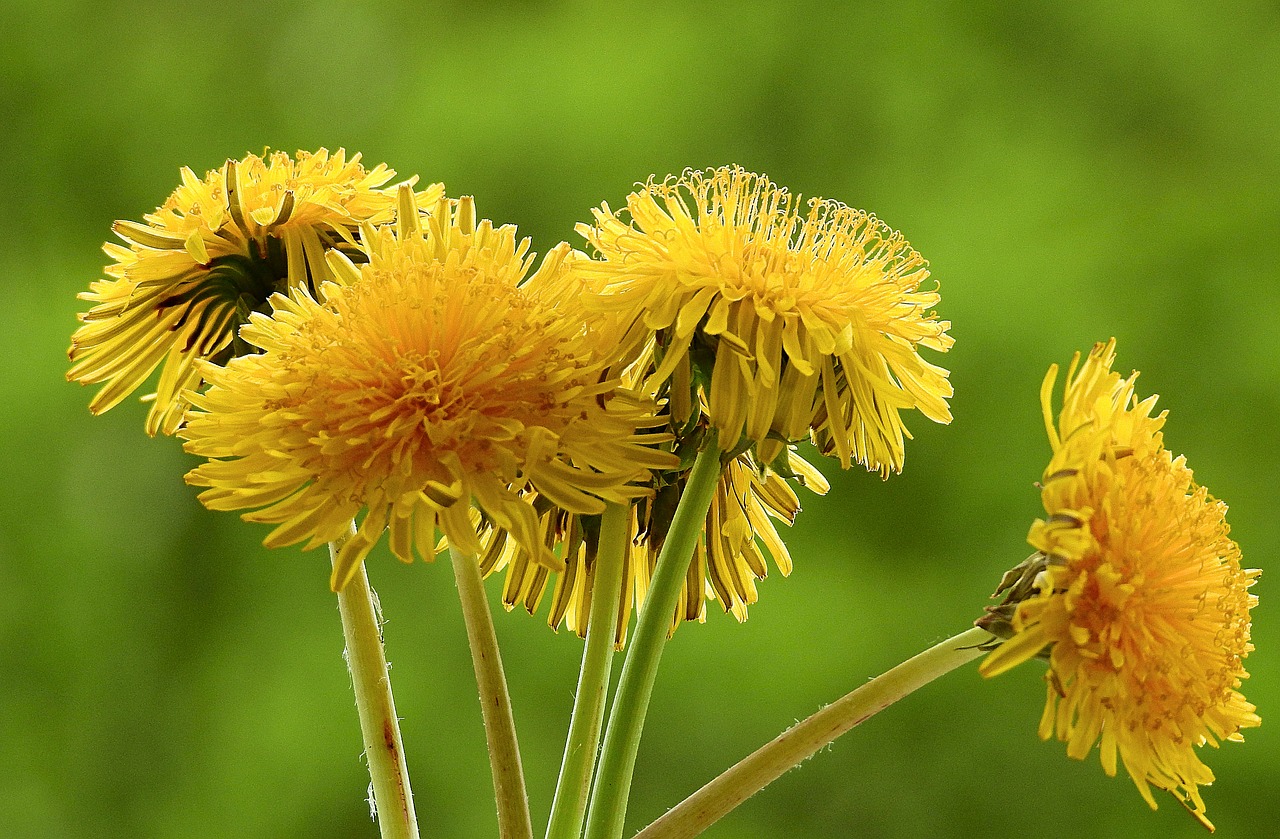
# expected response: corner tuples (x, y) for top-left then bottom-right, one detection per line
(980, 340), (1259, 830)
(484, 447), (830, 645)
(68, 148), (443, 435)
(577, 165), (952, 473)
(180, 191), (674, 591)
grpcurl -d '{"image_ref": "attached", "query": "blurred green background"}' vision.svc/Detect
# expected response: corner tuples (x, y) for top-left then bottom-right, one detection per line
(3, 1), (1277, 837)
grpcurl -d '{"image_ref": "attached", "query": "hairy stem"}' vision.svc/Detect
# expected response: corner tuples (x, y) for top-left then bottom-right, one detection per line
(450, 544), (533, 839)
(634, 626), (992, 839)
(331, 539), (419, 839)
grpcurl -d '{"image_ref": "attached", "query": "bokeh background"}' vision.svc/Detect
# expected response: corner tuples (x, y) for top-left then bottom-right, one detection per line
(3, 1), (1277, 837)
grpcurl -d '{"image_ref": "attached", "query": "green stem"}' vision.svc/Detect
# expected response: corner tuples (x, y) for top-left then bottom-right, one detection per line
(545, 502), (632, 839)
(450, 544), (534, 839)
(584, 439), (724, 839)
(633, 626), (992, 839)
(331, 541), (420, 839)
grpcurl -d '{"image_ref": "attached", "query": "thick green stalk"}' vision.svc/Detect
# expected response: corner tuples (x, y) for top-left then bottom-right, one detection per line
(450, 544), (534, 839)
(633, 626), (993, 839)
(331, 541), (420, 839)
(545, 502), (632, 839)
(584, 440), (724, 839)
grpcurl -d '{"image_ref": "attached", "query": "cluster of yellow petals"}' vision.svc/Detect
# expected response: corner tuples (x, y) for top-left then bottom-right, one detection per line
(67, 149), (1263, 830)
(180, 190), (675, 591)
(576, 165), (953, 474)
(68, 148), (442, 435)
(980, 340), (1259, 830)
(483, 449), (830, 645)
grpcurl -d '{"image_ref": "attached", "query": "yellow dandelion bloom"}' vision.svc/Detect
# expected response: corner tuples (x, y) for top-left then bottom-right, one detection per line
(483, 447), (830, 645)
(980, 340), (1259, 830)
(576, 165), (953, 474)
(180, 191), (675, 591)
(68, 148), (443, 435)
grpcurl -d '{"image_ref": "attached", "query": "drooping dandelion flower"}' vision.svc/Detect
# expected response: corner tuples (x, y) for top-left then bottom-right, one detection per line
(576, 165), (953, 474)
(484, 447), (830, 645)
(180, 191), (675, 591)
(979, 340), (1259, 830)
(68, 148), (443, 435)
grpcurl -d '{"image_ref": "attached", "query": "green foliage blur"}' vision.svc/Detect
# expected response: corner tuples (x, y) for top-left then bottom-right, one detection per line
(3, 1), (1277, 836)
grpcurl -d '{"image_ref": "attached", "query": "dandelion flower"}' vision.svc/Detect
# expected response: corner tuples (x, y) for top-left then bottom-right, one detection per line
(980, 340), (1259, 830)
(68, 148), (443, 435)
(577, 165), (953, 474)
(181, 192), (674, 591)
(485, 447), (830, 645)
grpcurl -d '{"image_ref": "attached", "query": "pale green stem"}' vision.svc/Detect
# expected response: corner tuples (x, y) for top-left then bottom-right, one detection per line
(632, 626), (993, 839)
(544, 502), (632, 839)
(450, 543), (534, 839)
(331, 539), (420, 839)
(584, 439), (724, 839)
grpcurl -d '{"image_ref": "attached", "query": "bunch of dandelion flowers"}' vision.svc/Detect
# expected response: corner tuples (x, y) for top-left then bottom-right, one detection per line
(979, 339), (1259, 830)
(68, 148), (442, 435)
(179, 191), (676, 836)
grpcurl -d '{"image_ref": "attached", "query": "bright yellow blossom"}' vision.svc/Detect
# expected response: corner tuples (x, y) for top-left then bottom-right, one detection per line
(576, 165), (952, 474)
(980, 340), (1259, 830)
(68, 148), (442, 435)
(180, 191), (675, 591)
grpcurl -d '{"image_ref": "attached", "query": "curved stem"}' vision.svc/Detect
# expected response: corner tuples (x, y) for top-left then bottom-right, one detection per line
(331, 540), (420, 839)
(545, 502), (632, 839)
(584, 439), (724, 839)
(633, 626), (992, 839)
(450, 543), (534, 839)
